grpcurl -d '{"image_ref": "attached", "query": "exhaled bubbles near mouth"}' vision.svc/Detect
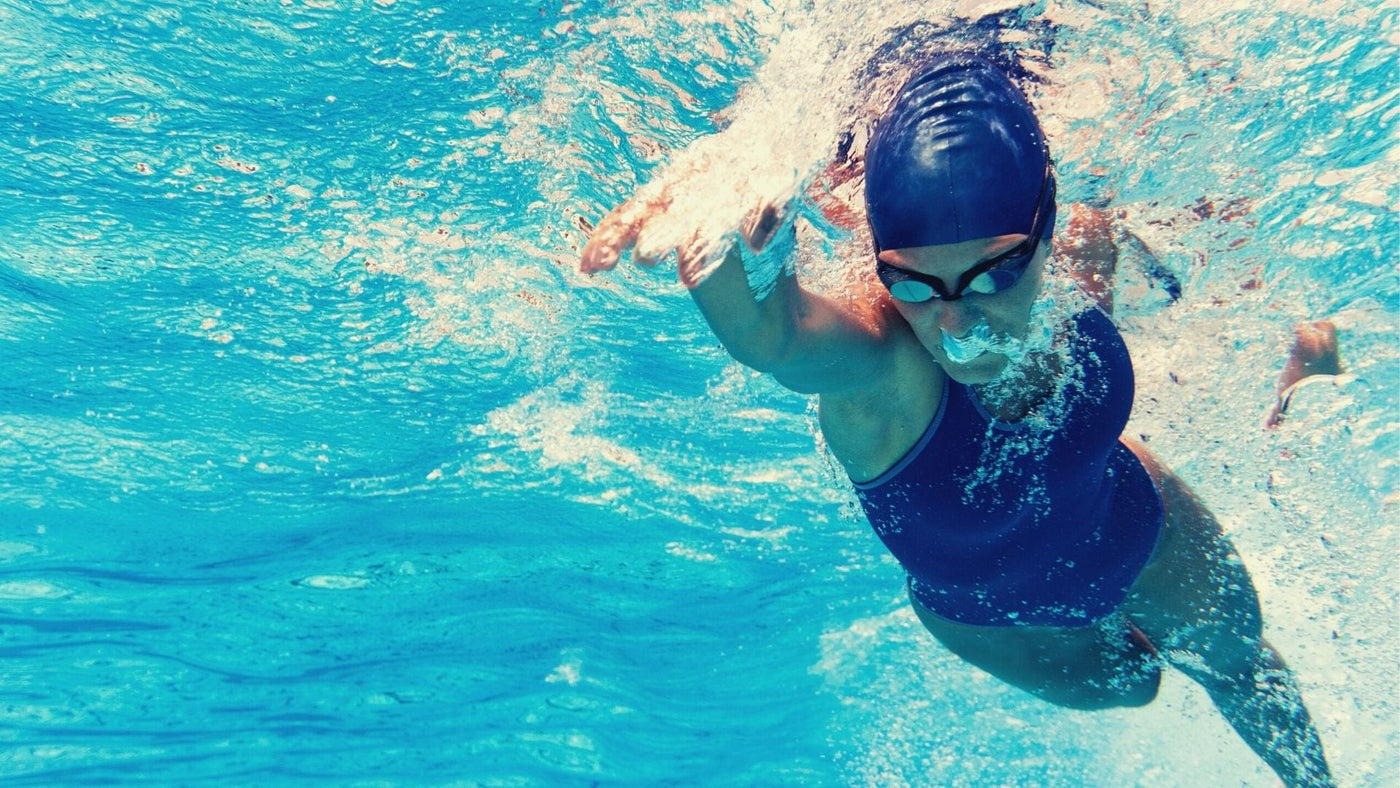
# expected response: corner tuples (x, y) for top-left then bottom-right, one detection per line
(941, 321), (1034, 364)
(941, 322), (995, 363)
(940, 283), (1070, 367)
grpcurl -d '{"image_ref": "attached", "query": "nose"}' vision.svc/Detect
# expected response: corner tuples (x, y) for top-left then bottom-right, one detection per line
(935, 299), (981, 337)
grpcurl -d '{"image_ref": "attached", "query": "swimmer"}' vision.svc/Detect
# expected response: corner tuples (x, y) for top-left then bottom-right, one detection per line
(582, 53), (1333, 786)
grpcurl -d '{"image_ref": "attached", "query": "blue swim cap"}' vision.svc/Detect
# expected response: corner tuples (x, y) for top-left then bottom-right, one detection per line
(865, 53), (1053, 250)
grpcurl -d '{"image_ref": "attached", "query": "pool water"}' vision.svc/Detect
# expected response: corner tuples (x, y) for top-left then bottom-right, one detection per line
(1, 0), (1395, 784)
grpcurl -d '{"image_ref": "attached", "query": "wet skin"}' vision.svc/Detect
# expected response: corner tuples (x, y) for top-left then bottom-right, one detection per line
(878, 235), (1047, 386)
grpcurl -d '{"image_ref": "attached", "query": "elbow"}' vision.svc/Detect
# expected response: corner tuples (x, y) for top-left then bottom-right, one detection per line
(727, 332), (828, 395)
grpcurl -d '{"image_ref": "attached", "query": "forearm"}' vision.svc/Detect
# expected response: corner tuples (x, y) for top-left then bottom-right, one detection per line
(1057, 203), (1117, 314)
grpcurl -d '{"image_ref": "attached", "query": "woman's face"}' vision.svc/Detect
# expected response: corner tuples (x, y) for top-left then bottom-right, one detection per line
(879, 235), (1048, 384)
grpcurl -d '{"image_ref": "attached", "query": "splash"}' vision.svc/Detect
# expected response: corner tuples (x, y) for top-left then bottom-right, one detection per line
(939, 290), (1061, 366)
(619, 0), (1047, 282)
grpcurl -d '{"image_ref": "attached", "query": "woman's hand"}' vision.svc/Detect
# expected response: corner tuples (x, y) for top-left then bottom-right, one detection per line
(581, 176), (788, 289)
(579, 190), (672, 273)
(579, 123), (806, 289)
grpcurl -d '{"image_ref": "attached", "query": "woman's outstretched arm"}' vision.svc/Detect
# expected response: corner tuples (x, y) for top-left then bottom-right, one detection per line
(583, 197), (896, 396)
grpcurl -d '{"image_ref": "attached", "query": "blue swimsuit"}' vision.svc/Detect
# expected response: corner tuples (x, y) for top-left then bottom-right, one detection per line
(853, 307), (1163, 628)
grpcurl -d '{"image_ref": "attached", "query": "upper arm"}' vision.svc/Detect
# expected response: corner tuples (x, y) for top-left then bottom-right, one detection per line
(690, 247), (941, 480)
(688, 248), (900, 396)
(767, 274), (901, 394)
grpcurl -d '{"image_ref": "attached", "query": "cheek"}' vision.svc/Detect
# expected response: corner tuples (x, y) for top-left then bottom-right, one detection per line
(892, 301), (926, 328)
(993, 298), (1036, 335)
(892, 304), (943, 350)
(894, 303), (950, 340)
(994, 264), (1047, 335)
(985, 303), (1034, 342)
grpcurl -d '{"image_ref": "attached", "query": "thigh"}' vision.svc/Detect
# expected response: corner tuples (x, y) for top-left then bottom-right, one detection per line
(911, 595), (1159, 710)
(1121, 443), (1264, 677)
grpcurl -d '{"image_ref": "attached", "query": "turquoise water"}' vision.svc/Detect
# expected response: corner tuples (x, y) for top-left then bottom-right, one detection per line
(1, 0), (1396, 784)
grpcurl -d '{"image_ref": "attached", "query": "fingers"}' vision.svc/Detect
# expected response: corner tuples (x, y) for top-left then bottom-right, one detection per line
(740, 202), (782, 252)
(580, 193), (674, 273)
(580, 204), (638, 273)
(676, 241), (704, 289)
(676, 230), (716, 290)
(583, 190), (784, 280)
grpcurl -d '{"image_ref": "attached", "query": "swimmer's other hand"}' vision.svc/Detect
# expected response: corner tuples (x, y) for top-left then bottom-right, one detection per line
(740, 202), (782, 253)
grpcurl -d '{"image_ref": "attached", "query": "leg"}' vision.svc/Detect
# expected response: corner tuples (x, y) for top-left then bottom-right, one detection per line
(1122, 443), (1334, 787)
(912, 595), (1160, 711)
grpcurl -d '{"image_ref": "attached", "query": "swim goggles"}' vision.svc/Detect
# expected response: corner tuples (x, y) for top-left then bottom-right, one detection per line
(875, 168), (1056, 303)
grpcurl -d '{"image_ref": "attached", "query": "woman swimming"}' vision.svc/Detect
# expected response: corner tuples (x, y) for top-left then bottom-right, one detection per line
(580, 52), (1333, 786)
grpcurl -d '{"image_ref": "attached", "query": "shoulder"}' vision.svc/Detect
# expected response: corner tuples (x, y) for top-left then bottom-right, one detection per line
(817, 317), (946, 483)
(1070, 304), (1137, 423)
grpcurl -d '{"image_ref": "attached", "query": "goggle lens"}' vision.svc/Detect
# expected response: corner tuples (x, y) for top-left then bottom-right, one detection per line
(887, 278), (936, 302)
